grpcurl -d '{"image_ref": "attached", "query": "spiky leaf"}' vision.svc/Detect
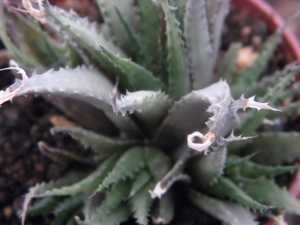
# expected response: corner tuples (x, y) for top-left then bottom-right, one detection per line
(38, 154), (119, 196)
(184, 0), (214, 89)
(52, 195), (85, 225)
(241, 177), (300, 215)
(202, 177), (267, 210)
(240, 132), (300, 165)
(96, 147), (145, 191)
(90, 202), (131, 225)
(158, 0), (190, 100)
(188, 188), (257, 225)
(91, 180), (132, 223)
(187, 141), (227, 186)
(129, 169), (152, 198)
(51, 126), (140, 155)
(129, 180), (155, 225)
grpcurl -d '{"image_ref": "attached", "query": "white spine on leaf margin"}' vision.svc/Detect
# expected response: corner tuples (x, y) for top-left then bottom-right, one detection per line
(187, 94), (280, 153)
(0, 61), (28, 106)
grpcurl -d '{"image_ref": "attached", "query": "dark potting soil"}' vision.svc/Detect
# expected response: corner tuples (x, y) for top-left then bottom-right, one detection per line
(0, 2), (298, 225)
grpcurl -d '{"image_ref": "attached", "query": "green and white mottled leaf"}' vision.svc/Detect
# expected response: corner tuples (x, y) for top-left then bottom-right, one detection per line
(241, 177), (300, 215)
(188, 188), (257, 225)
(38, 154), (119, 196)
(158, 0), (190, 100)
(184, 0), (214, 89)
(203, 177), (267, 210)
(129, 180), (155, 225)
(96, 147), (145, 191)
(51, 126), (140, 155)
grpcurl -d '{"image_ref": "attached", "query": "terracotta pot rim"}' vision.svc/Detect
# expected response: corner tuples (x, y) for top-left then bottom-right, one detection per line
(231, 0), (300, 63)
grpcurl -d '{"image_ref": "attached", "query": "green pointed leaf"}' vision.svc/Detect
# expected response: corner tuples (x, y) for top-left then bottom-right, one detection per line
(99, 46), (164, 92)
(145, 147), (172, 181)
(90, 202), (131, 225)
(240, 132), (300, 165)
(187, 141), (227, 186)
(208, 0), (230, 63)
(96, 147), (146, 191)
(96, 0), (139, 54)
(155, 80), (234, 148)
(21, 171), (87, 225)
(150, 151), (191, 198)
(44, 1), (124, 56)
(188, 188), (257, 225)
(158, 0), (190, 100)
(170, 0), (188, 30)
(38, 141), (93, 166)
(203, 177), (267, 210)
(51, 126), (140, 155)
(83, 192), (106, 223)
(219, 43), (242, 82)
(137, 0), (161, 71)
(151, 190), (175, 224)
(129, 180), (155, 225)
(38, 154), (120, 196)
(26, 197), (61, 216)
(241, 177), (300, 215)
(0, 4), (45, 70)
(184, 0), (214, 89)
(15, 66), (113, 111)
(52, 195), (85, 225)
(112, 90), (173, 136)
(91, 180), (131, 223)
(129, 169), (152, 198)
(239, 159), (298, 179)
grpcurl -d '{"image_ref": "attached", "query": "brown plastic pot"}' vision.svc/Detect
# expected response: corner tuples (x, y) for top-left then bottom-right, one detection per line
(231, 0), (300, 224)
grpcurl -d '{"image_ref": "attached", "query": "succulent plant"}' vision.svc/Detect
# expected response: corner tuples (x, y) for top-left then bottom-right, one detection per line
(1, 0), (300, 225)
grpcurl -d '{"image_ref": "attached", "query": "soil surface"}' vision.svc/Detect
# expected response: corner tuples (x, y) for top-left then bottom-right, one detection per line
(0, 1), (300, 225)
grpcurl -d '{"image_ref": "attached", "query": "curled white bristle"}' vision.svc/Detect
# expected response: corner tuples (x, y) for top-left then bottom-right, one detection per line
(0, 62), (28, 106)
(187, 131), (216, 155)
